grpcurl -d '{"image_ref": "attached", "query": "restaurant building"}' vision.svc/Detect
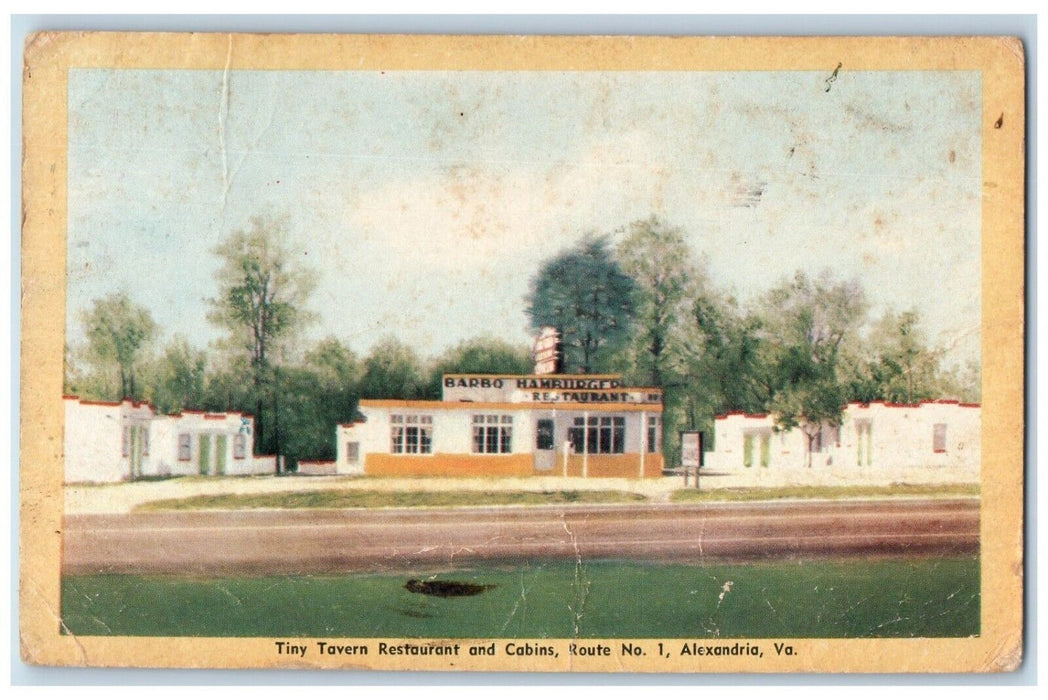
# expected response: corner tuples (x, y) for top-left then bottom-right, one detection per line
(335, 374), (664, 478)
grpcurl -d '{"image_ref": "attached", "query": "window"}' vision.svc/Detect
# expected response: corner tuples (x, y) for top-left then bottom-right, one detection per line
(233, 433), (246, 459)
(177, 433), (191, 461)
(473, 414), (513, 454)
(535, 419), (555, 450)
(647, 416), (661, 453)
(812, 425), (840, 453)
(569, 416), (625, 454)
(391, 414), (433, 454)
(121, 426), (130, 457)
(345, 441), (360, 464)
(933, 423), (947, 453)
(142, 428), (149, 456)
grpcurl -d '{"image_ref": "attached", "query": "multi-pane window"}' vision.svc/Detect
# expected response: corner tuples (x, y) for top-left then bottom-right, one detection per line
(932, 423), (947, 453)
(233, 433), (246, 459)
(647, 416), (661, 453)
(569, 416), (625, 454)
(473, 414), (513, 454)
(121, 426), (130, 457)
(391, 414), (433, 454)
(177, 433), (192, 461)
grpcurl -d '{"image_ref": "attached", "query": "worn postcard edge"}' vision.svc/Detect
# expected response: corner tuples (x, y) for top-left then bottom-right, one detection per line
(18, 33), (1026, 673)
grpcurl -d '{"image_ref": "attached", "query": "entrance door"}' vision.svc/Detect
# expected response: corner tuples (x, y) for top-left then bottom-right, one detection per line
(129, 426), (142, 479)
(534, 418), (555, 471)
(215, 434), (228, 475)
(198, 434), (212, 475)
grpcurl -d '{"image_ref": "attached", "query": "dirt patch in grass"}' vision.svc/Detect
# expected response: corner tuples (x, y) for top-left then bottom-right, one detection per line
(670, 482), (980, 503)
(135, 489), (648, 511)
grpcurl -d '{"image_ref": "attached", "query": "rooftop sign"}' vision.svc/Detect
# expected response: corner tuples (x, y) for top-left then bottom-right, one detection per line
(442, 374), (662, 405)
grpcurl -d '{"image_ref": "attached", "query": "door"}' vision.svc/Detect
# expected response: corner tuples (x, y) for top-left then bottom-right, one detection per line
(198, 434), (212, 475)
(130, 426), (142, 478)
(534, 418), (555, 471)
(215, 434), (228, 475)
(759, 433), (771, 468)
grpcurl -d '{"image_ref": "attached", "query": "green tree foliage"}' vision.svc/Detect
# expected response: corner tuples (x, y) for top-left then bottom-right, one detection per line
(426, 336), (533, 398)
(526, 235), (636, 373)
(148, 335), (207, 414)
(80, 292), (157, 399)
(757, 271), (868, 467)
(865, 309), (943, 404)
(207, 215), (316, 459)
(682, 292), (768, 425)
(202, 354), (255, 414)
(359, 337), (429, 400)
(616, 216), (701, 388)
(274, 340), (361, 466)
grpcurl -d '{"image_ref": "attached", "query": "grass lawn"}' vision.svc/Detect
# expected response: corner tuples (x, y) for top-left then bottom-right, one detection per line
(671, 483), (980, 503)
(61, 557), (979, 638)
(135, 489), (648, 511)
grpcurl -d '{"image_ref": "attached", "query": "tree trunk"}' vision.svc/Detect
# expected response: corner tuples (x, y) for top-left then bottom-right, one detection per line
(272, 369), (282, 472)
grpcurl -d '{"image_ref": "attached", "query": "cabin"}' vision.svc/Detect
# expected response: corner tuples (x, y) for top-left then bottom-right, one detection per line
(703, 400), (980, 472)
(63, 395), (273, 483)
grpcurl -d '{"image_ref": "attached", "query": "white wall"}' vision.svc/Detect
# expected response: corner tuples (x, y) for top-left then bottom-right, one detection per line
(64, 398), (154, 483)
(64, 397), (264, 482)
(336, 403), (658, 474)
(64, 400), (124, 483)
(705, 402), (981, 473)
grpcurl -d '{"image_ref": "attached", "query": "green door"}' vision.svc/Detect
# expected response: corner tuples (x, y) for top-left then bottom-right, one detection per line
(215, 435), (228, 475)
(198, 434), (212, 475)
(743, 434), (754, 468)
(130, 427), (141, 479)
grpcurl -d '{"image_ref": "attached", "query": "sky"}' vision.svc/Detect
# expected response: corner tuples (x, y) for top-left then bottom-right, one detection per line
(66, 68), (982, 367)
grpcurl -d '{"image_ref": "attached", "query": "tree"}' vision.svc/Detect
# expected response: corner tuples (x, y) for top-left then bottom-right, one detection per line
(616, 216), (701, 388)
(683, 292), (768, 415)
(757, 271), (868, 467)
(208, 214), (316, 461)
(148, 335), (207, 414)
(274, 339), (361, 467)
(359, 337), (429, 400)
(865, 309), (942, 404)
(81, 292), (157, 399)
(526, 235), (636, 373)
(425, 336), (533, 398)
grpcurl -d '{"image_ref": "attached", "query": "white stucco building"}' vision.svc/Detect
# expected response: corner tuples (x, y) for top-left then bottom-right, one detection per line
(335, 373), (664, 478)
(63, 395), (273, 483)
(703, 400), (980, 473)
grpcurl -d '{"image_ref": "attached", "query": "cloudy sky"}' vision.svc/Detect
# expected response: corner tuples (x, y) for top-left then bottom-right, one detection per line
(66, 68), (981, 366)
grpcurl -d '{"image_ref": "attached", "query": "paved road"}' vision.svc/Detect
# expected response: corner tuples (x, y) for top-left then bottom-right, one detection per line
(62, 498), (979, 575)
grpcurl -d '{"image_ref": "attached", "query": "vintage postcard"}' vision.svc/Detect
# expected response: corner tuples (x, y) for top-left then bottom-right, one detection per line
(20, 33), (1025, 672)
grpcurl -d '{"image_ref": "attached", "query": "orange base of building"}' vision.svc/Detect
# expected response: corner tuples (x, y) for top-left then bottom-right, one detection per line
(364, 453), (664, 479)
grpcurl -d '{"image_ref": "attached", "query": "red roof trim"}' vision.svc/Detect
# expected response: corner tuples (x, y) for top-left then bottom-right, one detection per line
(203, 413), (227, 420)
(716, 411), (769, 420)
